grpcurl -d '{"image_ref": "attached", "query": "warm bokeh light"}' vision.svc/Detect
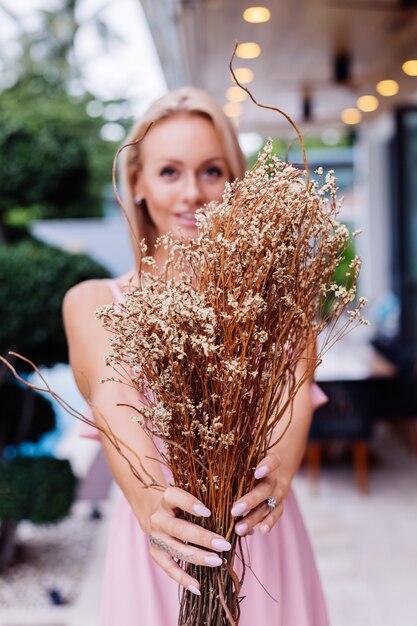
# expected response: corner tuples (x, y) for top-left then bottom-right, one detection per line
(376, 80), (399, 96)
(356, 95), (379, 112)
(226, 86), (248, 102)
(402, 60), (417, 76)
(243, 6), (271, 23)
(236, 42), (261, 59)
(231, 67), (254, 84)
(341, 108), (362, 125)
(223, 101), (243, 118)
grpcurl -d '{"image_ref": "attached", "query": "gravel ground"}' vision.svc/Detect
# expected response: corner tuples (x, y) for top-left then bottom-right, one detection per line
(0, 503), (99, 609)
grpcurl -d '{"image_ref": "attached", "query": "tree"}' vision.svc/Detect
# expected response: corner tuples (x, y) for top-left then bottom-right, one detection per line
(0, 0), (118, 94)
(0, 114), (90, 242)
(0, 379), (57, 572)
(0, 0), (132, 240)
(0, 81), (129, 242)
(0, 379), (55, 449)
(0, 238), (110, 366)
(0, 456), (77, 571)
(0, 237), (110, 570)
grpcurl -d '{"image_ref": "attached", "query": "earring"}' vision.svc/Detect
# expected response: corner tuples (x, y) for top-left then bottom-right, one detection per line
(134, 195), (143, 207)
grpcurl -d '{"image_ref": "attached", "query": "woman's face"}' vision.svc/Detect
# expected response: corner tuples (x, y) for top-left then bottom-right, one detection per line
(134, 113), (231, 240)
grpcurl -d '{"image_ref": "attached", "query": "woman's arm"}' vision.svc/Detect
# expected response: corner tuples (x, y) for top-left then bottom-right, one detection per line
(63, 280), (166, 529)
(63, 279), (231, 594)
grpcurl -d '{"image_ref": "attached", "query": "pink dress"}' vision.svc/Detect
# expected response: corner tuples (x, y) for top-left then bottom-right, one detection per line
(81, 280), (330, 626)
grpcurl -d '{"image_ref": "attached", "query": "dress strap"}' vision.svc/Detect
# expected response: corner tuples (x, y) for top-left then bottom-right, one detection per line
(107, 279), (124, 303)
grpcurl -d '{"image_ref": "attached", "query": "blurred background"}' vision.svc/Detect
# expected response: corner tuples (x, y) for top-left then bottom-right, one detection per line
(0, 1), (416, 625)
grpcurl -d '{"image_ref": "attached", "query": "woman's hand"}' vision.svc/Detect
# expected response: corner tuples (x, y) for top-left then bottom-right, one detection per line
(148, 486), (231, 596)
(231, 452), (286, 536)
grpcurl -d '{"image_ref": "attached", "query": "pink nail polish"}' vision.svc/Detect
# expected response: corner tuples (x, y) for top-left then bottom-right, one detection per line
(204, 555), (223, 567)
(231, 502), (249, 517)
(254, 465), (268, 479)
(193, 503), (211, 517)
(188, 584), (201, 596)
(260, 523), (270, 535)
(235, 522), (248, 536)
(211, 538), (231, 551)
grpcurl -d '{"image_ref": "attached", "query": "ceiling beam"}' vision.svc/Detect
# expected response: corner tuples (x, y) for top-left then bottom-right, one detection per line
(139, 0), (189, 89)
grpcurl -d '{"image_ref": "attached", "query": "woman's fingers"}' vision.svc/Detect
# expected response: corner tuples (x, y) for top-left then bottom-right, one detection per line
(231, 479), (272, 517)
(150, 543), (201, 594)
(149, 532), (224, 572)
(231, 452), (283, 519)
(168, 516), (231, 553)
(162, 486), (211, 518)
(157, 486), (230, 551)
(258, 500), (284, 535)
(254, 451), (281, 479)
(234, 499), (284, 536)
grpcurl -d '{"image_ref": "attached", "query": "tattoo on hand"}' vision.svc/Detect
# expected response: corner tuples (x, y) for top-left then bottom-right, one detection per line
(148, 533), (193, 562)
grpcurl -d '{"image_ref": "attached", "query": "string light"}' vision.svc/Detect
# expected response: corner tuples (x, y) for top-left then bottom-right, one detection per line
(231, 68), (254, 84)
(356, 95), (379, 112)
(341, 108), (362, 125)
(236, 42), (261, 59)
(243, 6), (271, 23)
(376, 80), (399, 96)
(223, 102), (243, 118)
(226, 86), (248, 102)
(402, 60), (417, 76)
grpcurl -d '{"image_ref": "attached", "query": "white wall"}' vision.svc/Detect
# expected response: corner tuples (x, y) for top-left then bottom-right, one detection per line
(355, 114), (396, 310)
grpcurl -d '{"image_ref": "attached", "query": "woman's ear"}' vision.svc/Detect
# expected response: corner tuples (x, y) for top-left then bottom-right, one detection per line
(133, 175), (144, 207)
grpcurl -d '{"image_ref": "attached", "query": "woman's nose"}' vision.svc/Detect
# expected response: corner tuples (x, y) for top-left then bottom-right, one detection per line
(182, 172), (203, 205)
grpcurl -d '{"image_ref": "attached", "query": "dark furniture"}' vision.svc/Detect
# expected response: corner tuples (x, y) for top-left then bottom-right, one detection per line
(307, 373), (417, 494)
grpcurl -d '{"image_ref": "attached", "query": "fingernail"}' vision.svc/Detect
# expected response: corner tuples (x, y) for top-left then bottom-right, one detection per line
(254, 465), (268, 479)
(211, 538), (231, 551)
(231, 502), (249, 517)
(204, 555), (223, 567)
(235, 522), (248, 536)
(260, 523), (270, 535)
(188, 584), (201, 596)
(193, 503), (211, 517)
(248, 528), (255, 535)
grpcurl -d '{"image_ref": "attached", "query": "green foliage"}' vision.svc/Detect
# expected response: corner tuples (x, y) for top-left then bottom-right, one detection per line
(0, 83), (127, 224)
(0, 456), (77, 524)
(0, 0), (119, 97)
(0, 379), (55, 448)
(4, 206), (45, 228)
(0, 238), (110, 367)
(0, 117), (90, 217)
(322, 235), (356, 317)
(246, 136), (352, 169)
(0, 0), (131, 228)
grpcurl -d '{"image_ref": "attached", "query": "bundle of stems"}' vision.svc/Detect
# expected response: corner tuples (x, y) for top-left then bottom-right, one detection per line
(94, 138), (367, 625)
(0, 58), (367, 624)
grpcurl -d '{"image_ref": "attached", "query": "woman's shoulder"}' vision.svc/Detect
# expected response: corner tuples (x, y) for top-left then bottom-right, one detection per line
(63, 273), (135, 325)
(63, 278), (113, 317)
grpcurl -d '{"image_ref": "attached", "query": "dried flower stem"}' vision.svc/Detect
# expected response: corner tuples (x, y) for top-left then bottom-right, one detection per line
(1, 60), (368, 625)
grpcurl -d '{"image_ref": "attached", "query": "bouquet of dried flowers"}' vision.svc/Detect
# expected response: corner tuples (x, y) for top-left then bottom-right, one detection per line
(92, 137), (367, 625)
(1, 60), (367, 625)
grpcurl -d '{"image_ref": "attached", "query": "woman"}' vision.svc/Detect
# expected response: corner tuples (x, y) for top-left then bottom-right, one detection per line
(63, 87), (329, 625)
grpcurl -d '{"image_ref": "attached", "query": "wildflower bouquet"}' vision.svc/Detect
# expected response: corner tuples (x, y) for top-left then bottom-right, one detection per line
(95, 139), (367, 625)
(0, 57), (367, 624)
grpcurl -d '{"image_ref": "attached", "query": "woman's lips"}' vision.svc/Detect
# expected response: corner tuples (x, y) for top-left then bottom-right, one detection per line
(174, 213), (197, 227)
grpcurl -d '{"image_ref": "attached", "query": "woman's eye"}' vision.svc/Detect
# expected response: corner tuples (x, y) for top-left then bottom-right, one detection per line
(204, 165), (223, 178)
(160, 166), (177, 177)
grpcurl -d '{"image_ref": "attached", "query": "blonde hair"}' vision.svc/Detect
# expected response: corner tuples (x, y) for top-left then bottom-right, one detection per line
(119, 86), (247, 259)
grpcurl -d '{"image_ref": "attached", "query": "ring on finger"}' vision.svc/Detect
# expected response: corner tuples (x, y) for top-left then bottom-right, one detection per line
(266, 497), (277, 512)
